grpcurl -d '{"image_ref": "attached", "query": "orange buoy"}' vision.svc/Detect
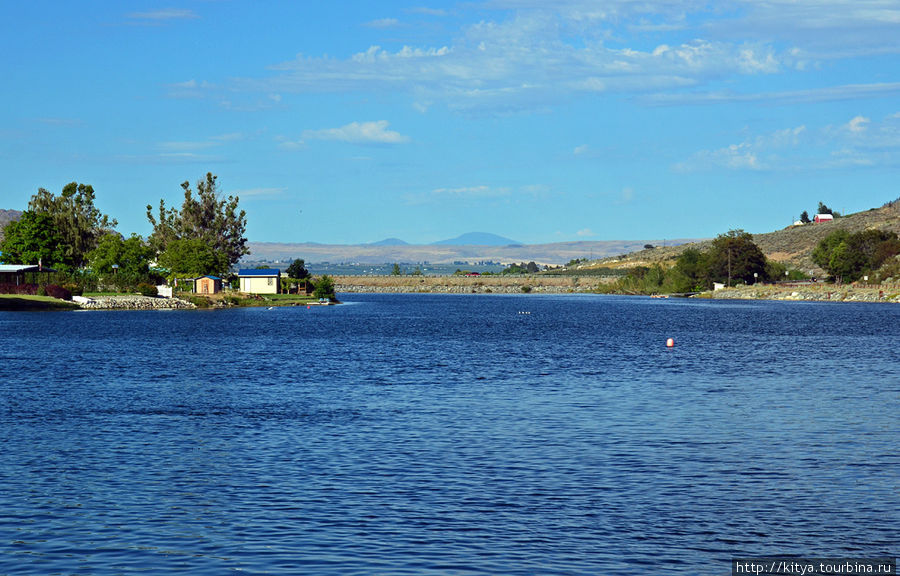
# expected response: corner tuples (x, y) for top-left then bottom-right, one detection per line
(666, 338), (675, 348)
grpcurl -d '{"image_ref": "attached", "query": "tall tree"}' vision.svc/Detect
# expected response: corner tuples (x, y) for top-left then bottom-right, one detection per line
(0, 211), (66, 266)
(28, 182), (117, 267)
(286, 258), (309, 280)
(87, 233), (154, 276)
(157, 238), (226, 276)
(708, 229), (768, 286)
(147, 173), (249, 274)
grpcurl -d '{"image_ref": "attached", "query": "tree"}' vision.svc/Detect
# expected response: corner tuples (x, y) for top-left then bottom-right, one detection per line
(147, 173), (249, 274)
(672, 248), (712, 290)
(158, 238), (226, 276)
(799, 211), (811, 224)
(708, 229), (768, 286)
(391, 263), (402, 276)
(0, 211), (65, 266)
(313, 275), (336, 300)
(813, 229), (899, 283)
(28, 182), (117, 267)
(286, 258), (309, 279)
(87, 233), (154, 276)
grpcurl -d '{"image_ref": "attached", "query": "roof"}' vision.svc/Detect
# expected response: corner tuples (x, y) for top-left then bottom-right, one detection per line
(238, 268), (281, 277)
(0, 264), (57, 273)
(196, 275), (222, 280)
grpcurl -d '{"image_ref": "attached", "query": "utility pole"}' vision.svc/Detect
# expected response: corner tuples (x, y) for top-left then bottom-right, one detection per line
(727, 247), (732, 288)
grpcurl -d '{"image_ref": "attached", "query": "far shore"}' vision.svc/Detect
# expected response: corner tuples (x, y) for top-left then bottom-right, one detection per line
(4, 279), (899, 311)
(333, 275), (900, 303)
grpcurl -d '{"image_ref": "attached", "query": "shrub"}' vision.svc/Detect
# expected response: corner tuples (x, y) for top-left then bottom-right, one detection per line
(62, 282), (83, 297)
(521, 285), (532, 293)
(43, 284), (73, 300)
(137, 283), (158, 297)
(0, 283), (38, 295)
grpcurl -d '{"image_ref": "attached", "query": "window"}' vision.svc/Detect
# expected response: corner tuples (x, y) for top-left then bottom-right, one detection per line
(268, 277), (273, 286)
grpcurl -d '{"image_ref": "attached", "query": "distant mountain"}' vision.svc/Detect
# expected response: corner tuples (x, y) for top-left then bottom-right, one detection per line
(369, 237), (409, 246)
(431, 232), (520, 246)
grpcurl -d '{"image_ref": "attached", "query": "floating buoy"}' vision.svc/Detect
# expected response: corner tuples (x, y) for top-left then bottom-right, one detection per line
(307, 305), (310, 309)
(666, 338), (675, 348)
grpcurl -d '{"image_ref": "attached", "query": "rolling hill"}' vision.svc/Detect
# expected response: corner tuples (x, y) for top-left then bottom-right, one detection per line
(590, 200), (900, 274)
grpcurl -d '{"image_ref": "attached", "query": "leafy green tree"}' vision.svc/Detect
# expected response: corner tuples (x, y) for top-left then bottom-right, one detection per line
(813, 229), (899, 283)
(391, 263), (401, 275)
(87, 233), (153, 276)
(286, 258), (309, 279)
(147, 173), (249, 274)
(799, 211), (811, 224)
(0, 211), (65, 266)
(672, 248), (711, 290)
(28, 182), (117, 267)
(313, 275), (336, 300)
(812, 229), (849, 271)
(708, 229), (768, 286)
(158, 238), (226, 276)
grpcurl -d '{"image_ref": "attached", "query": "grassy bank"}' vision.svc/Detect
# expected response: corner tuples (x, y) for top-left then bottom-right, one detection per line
(178, 292), (323, 308)
(0, 294), (80, 311)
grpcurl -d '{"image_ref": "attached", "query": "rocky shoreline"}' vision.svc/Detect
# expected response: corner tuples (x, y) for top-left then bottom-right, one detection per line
(75, 295), (197, 310)
(699, 284), (900, 303)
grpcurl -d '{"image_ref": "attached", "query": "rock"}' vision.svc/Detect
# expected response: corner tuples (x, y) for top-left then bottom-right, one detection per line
(77, 295), (196, 310)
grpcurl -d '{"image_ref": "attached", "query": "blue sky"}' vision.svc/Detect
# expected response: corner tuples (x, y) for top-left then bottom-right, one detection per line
(2, 1), (899, 245)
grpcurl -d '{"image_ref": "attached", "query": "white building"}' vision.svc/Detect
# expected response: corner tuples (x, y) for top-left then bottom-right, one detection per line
(238, 268), (281, 294)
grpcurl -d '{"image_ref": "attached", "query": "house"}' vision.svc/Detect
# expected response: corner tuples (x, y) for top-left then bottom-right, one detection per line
(0, 264), (57, 286)
(814, 213), (834, 223)
(194, 275), (223, 294)
(238, 268), (281, 294)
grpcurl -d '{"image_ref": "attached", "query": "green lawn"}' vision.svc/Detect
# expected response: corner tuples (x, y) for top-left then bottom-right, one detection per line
(0, 294), (80, 311)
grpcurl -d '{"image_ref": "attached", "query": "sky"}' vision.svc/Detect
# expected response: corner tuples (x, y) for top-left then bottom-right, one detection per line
(2, 1), (899, 245)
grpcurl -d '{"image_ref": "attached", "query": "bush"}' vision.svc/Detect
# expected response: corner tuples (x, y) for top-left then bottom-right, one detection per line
(137, 283), (159, 297)
(43, 284), (73, 300)
(0, 283), (38, 295)
(62, 282), (83, 297)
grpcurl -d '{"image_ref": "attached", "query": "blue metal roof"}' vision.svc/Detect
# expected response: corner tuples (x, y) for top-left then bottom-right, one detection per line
(238, 268), (281, 276)
(196, 275), (221, 280)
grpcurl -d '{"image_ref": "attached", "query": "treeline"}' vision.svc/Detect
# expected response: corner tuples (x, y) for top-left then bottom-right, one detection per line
(598, 230), (803, 295)
(812, 229), (900, 283)
(0, 174), (249, 294)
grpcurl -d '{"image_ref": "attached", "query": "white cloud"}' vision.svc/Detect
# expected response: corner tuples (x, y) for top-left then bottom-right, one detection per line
(577, 228), (595, 237)
(431, 185), (511, 198)
(847, 115), (870, 133)
(365, 18), (400, 29)
(678, 113), (900, 173)
(182, 1), (900, 113)
(301, 121), (409, 144)
(126, 9), (198, 22)
(676, 142), (761, 172)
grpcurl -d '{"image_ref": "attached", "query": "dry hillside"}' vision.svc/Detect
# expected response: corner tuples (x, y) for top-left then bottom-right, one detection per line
(587, 201), (900, 275)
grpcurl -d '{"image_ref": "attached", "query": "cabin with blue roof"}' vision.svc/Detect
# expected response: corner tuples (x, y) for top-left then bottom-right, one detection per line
(238, 268), (281, 294)
(194, 275), (223, 295)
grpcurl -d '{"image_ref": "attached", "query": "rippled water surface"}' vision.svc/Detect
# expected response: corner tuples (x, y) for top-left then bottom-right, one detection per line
(1, 294), (897, 575)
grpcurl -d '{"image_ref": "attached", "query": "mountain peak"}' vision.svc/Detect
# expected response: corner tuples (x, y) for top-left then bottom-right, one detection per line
(431, 232), (520, 246)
